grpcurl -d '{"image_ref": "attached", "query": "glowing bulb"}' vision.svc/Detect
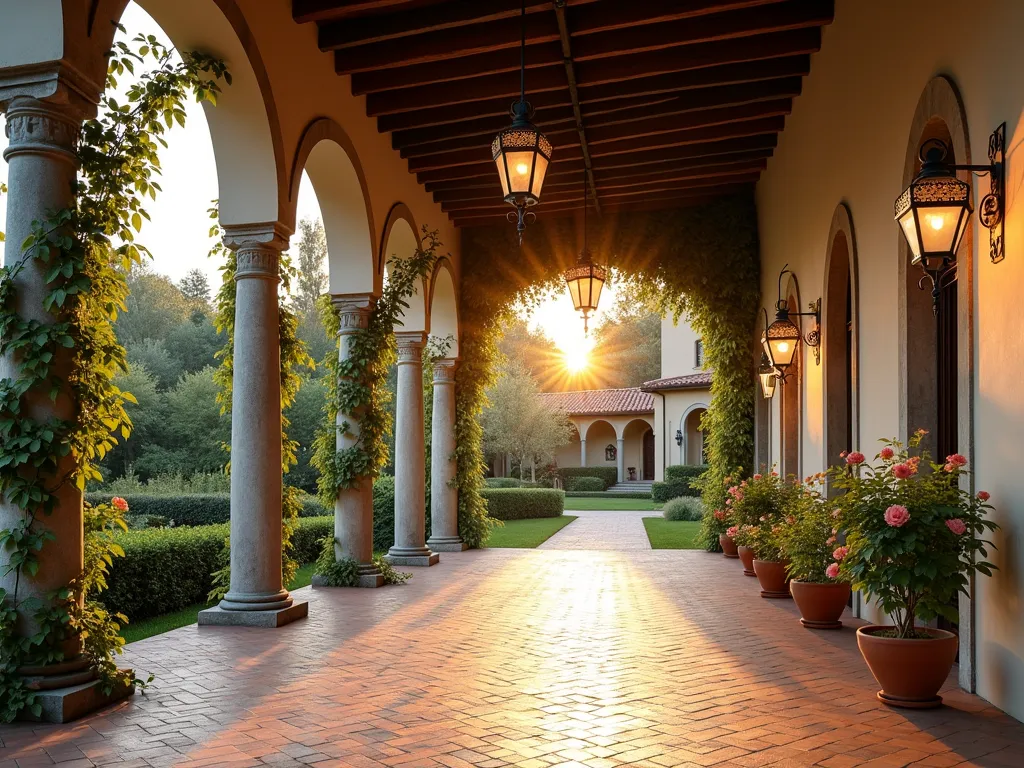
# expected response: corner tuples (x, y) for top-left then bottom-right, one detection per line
(928, 215), (945, 231)
(776, 342), (790, 353)
(516, 162), (529, 175)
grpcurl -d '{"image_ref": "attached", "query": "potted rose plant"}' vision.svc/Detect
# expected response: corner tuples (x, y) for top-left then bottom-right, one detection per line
(711, 475), (739, 558)
(778, 475), (851, 629)
(833, 434), (998, 708)
(729, 471), (797, 597)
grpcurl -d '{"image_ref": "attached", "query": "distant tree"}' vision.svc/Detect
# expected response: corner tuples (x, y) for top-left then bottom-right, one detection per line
(590, 291), (663, 388)
(126, 338), (181, 390)
(163, 315), (223, 377)
(116, 265), (191, 345)
(482, 362), (573, 481)
(179, 268), (212, 313)
(285, 376), (327, 493)
(496, 316), (561, 390)
(294, 217), (327, 318)
(102, 364), (162, 479)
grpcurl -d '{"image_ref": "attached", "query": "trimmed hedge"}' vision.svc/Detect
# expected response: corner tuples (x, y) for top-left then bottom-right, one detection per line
(485, 477), (521, 488)
(555, 466), (617, 489)
(102, 516), (335, 621)
(652, 478), (701, 502)
(665, 464), (708, 483)
(565, 491), (653, 500)
(481, 488), (564, 520)
(84, 492), (327, 526)
(566, 476), (605, 492)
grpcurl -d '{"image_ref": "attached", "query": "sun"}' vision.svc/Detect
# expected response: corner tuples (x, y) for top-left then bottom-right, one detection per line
(563, 346), (590, 374)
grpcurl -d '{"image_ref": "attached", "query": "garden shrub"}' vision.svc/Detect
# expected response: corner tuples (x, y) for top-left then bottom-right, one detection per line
(652, 477), (701, 502)
(485, 477), (521, 488)
(662, 497), (705, 521)
(481, 488), (564, 520)
(556, 467), (617, 489)
(84, 493), (328, 526)
(102, 516), (334, 621)
(665, 464), (708, 484)
(566, 476), (605, 492)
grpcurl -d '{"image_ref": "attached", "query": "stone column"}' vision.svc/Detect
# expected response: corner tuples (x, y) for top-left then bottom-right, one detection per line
(580, 439), (587, 467)
(427, 359), (465, 552)
(199, 224), (307, 627)
(323, 295), (382, 587)
(386, 332), (439, 566)
(617, 437), (625, 482)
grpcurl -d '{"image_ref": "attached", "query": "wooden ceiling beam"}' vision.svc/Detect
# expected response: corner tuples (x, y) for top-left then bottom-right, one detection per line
(415, 133), (779, 185)
(375, 55), (809, 131)
(292, 0), (434, 24)
(364, 28), (820, 115)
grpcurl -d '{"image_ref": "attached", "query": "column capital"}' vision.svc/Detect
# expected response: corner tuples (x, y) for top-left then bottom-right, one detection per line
(331, 293), (377, 333)
(432, 358), (459, 384)
(223, 222), (291, 281)
(395, 331), (427, 363)
(3, 97), (80, 165)
(0, 63), (103, 120)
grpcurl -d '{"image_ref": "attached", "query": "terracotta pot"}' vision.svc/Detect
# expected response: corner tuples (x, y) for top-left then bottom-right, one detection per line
(857, 625), (958, 709)
(736, 545), (756, 577)
(752, 559), (790, 598)
(719, 534), (739, 558)
(789, 580), (851, 629)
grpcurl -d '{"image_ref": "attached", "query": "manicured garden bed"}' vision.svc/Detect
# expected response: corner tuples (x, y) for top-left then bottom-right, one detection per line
(485, 516), (577, 548)
(564, 497), (662, 511)
(642, 519), (701, 549)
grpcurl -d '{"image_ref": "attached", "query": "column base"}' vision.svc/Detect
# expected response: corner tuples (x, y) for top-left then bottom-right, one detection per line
(385, 546), (440, 567)
(20, 674), (135, 723)
(427, 536), (468, 552)
(198, 600), (308, 628)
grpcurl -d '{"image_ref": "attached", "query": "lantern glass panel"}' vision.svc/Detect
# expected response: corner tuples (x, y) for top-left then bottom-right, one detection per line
(530, 153), (549, 199)
(919, 204), (968, 254)
(505, 150), (537, 197)
(567, 275), (582, 310)
(766, 316), (800, 369)
(589, 270), (605, 310)
(898, 207), (922, 263)
(760, 370), (777, 399)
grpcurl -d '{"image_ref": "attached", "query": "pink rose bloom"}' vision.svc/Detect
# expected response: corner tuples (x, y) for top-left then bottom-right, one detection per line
(879, 447), (894, 460)
(759, 515), (767, 522)
(915, 427), (929, 436)
(111, 497), (129, 513)
(825, 563), (841, 579)
(840, 450), (848, 459)
(884, 504), (911, 527)
(892, 463), (916, 480)
(946, 518), (967, 536)
(726, 526), (739, 538)
(713, 510), (726, 521)
(826, 536), (836, 545)
(946, 453), (968, 468)
(753, 473), (762, 480)
(978, 491), (991, 502)
(832, 546), (848, 561)
(944, 463), (955, 473)
(831, 509), (841, 519)
(846, 451), (865, 465)
(786, 516), (796, 525)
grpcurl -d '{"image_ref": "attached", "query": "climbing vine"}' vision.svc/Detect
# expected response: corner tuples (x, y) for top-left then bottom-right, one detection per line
(0, 33), (228, 720)
(208, 204), (314, 599)
(456, 197), (761, 550)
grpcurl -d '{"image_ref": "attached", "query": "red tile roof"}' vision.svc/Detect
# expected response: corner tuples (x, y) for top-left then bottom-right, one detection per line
(641, 372), (713, 391)
(539, 388), (654, 416)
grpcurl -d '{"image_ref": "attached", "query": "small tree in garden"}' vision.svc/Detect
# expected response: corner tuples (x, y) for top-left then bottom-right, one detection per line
(831, 432), (999, 639)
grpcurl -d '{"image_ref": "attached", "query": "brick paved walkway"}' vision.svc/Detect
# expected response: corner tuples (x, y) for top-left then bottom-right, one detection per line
(539, 510), (653, 551)
(4, 549), (1023, 767)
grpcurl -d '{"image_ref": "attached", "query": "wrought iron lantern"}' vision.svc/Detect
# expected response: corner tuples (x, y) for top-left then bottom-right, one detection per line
(894, 124), (1005, 311)
(758, 350), (778, 399)
(492, 0), (552, 245)
(564, 170), (607, 334)
(763, 266), (821, 379)
(675, 429), (683, 447)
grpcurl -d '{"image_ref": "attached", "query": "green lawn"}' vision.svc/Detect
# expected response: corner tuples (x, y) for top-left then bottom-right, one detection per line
(119, 562), (317, 644)
(563, 497), (662, 511)
(486, 515), (577, 548)
(642, 518), (702, 549)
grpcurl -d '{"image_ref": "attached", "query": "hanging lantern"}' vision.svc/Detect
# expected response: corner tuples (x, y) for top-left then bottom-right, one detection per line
(565, 251), (607, 335)
(758, 351), (778, 399)
(765, 307), (801, 372)
(492, 0), (552, 245)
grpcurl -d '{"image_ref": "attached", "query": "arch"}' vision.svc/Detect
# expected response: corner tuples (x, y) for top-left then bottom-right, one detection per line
(583, 419), (616, 442)
(381, 206), (426, 333)
(780, 275), (802, 478)
(621, 417), (654, 481)
(898, 75), (976, 689)
(682, 405), (709, 466)
(98, 0), (287, 227)
(289, 118), (377, 297)
(428, 257), (460, 356)
(822, 203), (860, 471)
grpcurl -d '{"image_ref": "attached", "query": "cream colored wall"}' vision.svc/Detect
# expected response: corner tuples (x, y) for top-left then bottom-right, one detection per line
(555, 415), (654, 478)
(662, 391), (711, 469)
(756, 0), (1024, 720)
(660, 315), (704, 378)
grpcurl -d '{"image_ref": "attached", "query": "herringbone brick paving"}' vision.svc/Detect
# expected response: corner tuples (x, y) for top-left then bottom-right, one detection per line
(2, 549), (1022, 767)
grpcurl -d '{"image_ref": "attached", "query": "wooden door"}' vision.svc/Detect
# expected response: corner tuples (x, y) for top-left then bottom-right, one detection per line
(642, 430), (655, 480)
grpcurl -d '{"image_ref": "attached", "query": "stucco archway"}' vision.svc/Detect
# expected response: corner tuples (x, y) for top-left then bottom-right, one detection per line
(290, 118), (376, 297)
(381, 204), (426, 333)
(428, 258), (459, 356)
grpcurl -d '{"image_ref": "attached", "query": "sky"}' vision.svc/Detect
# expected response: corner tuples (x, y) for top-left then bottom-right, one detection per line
(0, 2), (610, 358)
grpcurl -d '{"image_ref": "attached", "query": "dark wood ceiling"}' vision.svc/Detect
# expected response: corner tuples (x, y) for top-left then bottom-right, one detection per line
(292, 0), (834, 227)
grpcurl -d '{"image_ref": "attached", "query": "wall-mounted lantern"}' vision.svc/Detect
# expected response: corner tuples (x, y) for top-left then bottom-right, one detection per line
(894, 123), (1005, 311)
(762, 265), (821, 378)
(758, 350), (778, 399)
(674, 428), (683, 447)
(492, 0), (552, 246)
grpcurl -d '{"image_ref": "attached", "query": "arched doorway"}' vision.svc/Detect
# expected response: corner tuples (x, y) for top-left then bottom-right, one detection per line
(822, 204), (858, 471)
(682, 406), (708, 465)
